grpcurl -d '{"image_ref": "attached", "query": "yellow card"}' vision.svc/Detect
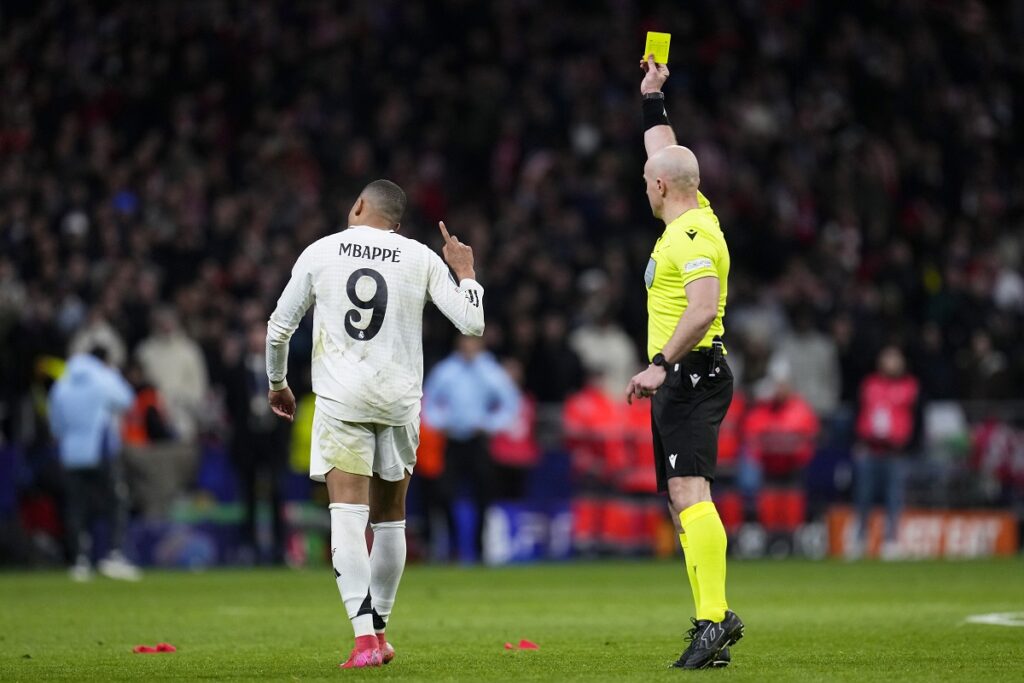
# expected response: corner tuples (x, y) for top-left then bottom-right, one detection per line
(644, 31), (671, 64)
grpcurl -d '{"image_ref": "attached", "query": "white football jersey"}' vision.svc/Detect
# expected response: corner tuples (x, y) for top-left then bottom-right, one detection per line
(266, 225), (484, 425)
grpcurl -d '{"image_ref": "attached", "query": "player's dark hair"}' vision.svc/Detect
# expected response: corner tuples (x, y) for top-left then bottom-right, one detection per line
(362, 179), (407, 227)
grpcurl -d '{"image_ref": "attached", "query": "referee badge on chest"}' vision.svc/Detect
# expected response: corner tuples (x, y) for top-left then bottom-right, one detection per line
(644, 257), (657, 289)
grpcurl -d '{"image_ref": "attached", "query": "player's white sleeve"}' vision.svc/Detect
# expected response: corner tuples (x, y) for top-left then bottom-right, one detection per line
(266, 250), (315, 390)
(426, 251), (485, 336)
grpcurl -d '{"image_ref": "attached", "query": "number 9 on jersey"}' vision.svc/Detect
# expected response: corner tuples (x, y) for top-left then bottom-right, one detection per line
(344, 268), (388, 341)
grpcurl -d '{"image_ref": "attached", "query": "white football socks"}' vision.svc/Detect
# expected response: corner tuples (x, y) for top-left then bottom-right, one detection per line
(369, 520), (407, 632)
(329, 503), (374, 638)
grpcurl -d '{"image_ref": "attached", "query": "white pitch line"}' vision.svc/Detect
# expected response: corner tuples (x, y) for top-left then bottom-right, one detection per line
(965, 612), (1024, 627)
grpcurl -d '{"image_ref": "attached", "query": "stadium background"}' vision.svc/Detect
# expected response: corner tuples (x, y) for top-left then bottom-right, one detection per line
(1, 0), (1023, 571)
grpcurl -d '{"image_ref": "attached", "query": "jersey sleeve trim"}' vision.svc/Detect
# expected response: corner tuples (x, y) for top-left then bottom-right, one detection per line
(679, 271), (719, 287)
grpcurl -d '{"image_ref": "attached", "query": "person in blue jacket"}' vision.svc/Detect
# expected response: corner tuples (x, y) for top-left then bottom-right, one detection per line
(422, 335), (521, 562)
(48, 347), (140, 581)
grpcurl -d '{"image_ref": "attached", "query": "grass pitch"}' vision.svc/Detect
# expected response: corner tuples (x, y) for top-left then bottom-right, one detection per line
(1, 559), (1022, 681)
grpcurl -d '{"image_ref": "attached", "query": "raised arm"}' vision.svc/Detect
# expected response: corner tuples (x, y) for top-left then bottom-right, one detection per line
(426, 221), (485, 336)
(640, 54), (676, 157)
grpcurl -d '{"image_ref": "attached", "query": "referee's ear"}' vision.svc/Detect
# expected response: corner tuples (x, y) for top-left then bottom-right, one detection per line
(393, 222), (401, 233)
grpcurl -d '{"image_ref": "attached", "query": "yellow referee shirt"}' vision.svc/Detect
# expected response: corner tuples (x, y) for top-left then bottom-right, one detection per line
(644, 191), (729, 361)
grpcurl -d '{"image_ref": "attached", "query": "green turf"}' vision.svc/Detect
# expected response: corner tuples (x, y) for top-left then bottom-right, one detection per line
(1, 559), (1022, 681)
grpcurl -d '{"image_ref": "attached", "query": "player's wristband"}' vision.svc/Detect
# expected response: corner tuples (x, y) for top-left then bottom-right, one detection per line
(269, 379), (288, 391)
(642, 92), (669, 131)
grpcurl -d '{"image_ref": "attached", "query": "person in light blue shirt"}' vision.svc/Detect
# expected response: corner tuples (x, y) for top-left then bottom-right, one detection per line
(422, 335), (521, 561)
(423, 336), (521, 440)
(48, 348), (139, 581)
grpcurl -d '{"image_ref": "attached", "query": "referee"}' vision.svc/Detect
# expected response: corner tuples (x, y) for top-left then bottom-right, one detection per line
(625, 54), (744, 670)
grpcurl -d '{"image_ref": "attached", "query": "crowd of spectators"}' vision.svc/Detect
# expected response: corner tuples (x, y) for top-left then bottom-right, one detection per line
(2, 0), (1023, 503)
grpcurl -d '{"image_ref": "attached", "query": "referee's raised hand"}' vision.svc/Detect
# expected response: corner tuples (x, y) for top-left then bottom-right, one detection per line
(640, 53), (670, 95)
(439, 221), (476, 281)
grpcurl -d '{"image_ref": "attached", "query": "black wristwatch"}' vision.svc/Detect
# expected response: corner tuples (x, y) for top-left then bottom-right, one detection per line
(651, 353), (667, 368)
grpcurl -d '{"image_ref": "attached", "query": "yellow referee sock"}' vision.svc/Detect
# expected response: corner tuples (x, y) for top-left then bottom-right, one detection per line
(679, 501), (729, 623)
(678, 532), (701, 617)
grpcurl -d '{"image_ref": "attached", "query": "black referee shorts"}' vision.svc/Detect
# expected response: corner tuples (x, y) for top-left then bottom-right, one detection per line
(651, 351), (734, 490)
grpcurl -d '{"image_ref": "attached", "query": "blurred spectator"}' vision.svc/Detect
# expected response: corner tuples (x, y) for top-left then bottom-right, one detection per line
(414, 415), (449, 561)
(569, 269), (640, 399)
(223, 323), (291, 564)
(120, 361), (195, 520)
(772, 308), (840, 418)
(717, 391), (747, 473)
(120, 363), (174, 449)
(423, 336), (520, 561)
(563, 370), (627, 487)
(741, 369), (820, 533)
(136, 308), (209, 443)
(913, 322), (958, 400)
(830, 314), (870, 405)
(69, 308), (127, 369)
(743, 373), (821, 482)
(489, 359), (541, 500)
(47, 349), (139, 581)
(570, 314), (639, 403)
(971, 419), (1024, 508)
(526, 313), (585, 402)
(957, 331), (1013, 401)
(852, 346), (921, 558)
(563, 370), (663, 553)
(732, 332), (774, 395)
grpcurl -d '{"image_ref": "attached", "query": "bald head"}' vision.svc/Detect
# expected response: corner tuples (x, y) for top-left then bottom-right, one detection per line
(350, 179), (407, 229)
(643, 146), (701, 221)
(645, 145), (700, 192)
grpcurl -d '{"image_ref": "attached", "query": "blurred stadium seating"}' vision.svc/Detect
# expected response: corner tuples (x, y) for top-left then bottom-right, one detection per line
(0, 0), (1021, 566)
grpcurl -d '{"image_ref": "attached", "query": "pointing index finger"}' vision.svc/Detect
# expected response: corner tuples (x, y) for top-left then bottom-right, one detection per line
(439, 221), (452, 244)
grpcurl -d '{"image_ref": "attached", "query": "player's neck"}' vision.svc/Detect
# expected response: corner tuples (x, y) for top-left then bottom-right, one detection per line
(661, 194), (700, 226)
(349, 222), (395, 232)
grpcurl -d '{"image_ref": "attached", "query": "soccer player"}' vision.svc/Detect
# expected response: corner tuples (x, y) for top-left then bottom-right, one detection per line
(624, 55), (744, 669)
(265, 179), (484, 669)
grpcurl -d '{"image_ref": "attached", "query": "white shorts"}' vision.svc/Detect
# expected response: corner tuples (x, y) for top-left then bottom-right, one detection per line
(310, 407), (419, 483)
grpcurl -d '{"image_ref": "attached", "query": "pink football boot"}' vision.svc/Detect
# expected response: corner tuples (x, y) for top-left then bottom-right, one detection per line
(339, 635), (383, 669)
(377, 633), (395, 664)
